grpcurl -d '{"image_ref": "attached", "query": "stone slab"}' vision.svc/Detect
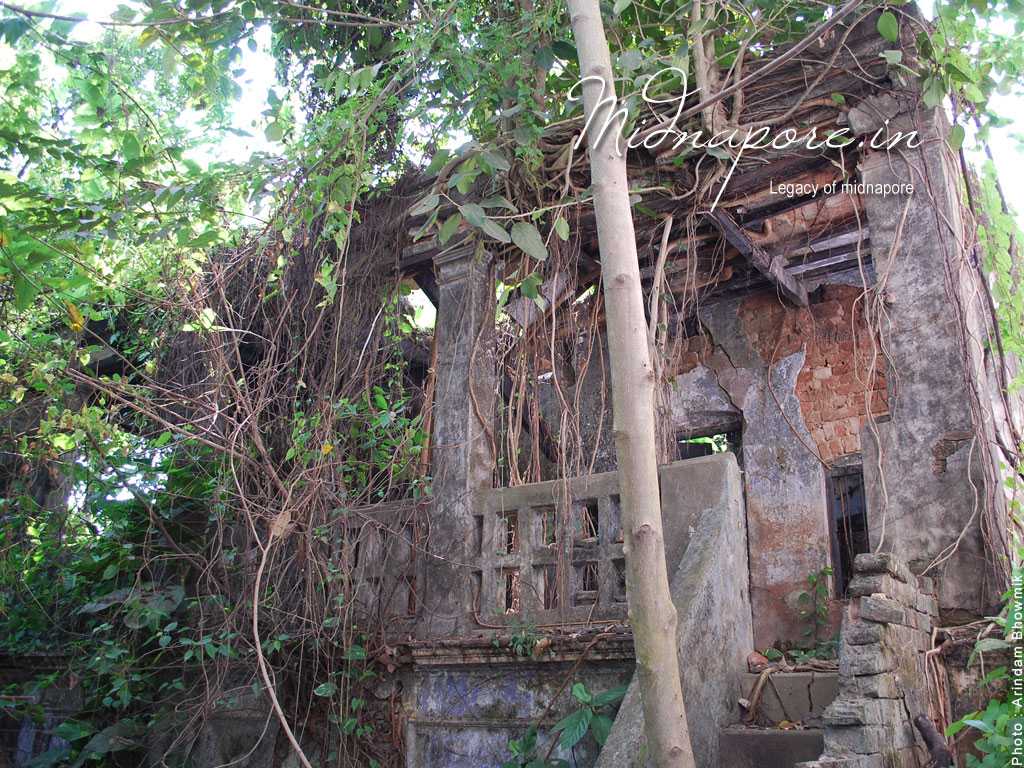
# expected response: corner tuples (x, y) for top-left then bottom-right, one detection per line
(741, 673), (839, 724)
(719, 727), (824, 768)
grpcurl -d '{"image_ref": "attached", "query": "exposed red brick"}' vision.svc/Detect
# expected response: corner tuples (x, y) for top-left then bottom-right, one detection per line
(738, 285), (889, 462)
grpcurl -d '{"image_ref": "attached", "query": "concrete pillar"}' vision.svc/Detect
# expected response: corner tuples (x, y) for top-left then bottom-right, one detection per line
(417, 243), (496, 637)
(851, 93), (997, 619)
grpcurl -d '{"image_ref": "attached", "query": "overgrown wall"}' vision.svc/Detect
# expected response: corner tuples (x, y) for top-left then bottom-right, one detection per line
(403, 454), (749, 768)
(670, 282), (886, 648)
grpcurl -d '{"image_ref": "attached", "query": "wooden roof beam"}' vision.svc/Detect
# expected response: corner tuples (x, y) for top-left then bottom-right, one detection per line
(705, 209), (808, 307)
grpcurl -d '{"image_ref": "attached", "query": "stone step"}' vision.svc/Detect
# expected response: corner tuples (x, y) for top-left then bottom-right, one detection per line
(741, 672), (838, 725)
(718, 726), (824, 768)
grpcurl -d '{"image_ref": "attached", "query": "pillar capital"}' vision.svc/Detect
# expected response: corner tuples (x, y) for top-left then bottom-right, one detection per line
(433, 242), (492, 287)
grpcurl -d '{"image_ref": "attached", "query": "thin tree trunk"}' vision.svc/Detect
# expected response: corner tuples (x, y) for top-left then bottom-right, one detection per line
(565, 1), (695, 766)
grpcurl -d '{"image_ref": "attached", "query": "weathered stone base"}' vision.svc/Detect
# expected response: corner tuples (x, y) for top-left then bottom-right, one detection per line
(796, 554), (942, 768)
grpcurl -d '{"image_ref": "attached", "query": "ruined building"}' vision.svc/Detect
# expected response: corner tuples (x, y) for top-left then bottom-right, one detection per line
(388, 12), (1018, 768)
(1, 7), (1018, 768)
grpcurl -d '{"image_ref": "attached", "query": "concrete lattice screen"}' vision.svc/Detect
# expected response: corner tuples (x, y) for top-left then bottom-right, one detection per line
(477, 473), (629, 624)
(403, 454), (753, 768)
(333, 501), (423, 635)
(361, 463), (709, 634)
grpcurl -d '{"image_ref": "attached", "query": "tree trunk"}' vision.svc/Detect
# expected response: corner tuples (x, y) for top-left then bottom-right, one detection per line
(565, 2), (695, 766)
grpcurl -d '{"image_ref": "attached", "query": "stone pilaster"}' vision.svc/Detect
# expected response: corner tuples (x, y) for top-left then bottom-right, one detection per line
(417, 243), (496, 638)
(850, 92), (997, 619)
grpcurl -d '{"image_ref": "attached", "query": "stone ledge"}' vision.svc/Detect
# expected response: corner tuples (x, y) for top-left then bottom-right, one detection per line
(824, 725), (889, 754)
(719, 727), (825, 768)
(858, 595), (905, 625)
(839, 645), (892, 677)
(852, 553), (914, 584)
(796, 755), (884, 768)
(823, 698), (905, 727)
(848, 574), (920, 606)
(846, 672), (901, 699)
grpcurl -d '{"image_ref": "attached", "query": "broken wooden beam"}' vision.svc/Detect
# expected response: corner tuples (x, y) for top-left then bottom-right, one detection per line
(705, 209), (808, 307)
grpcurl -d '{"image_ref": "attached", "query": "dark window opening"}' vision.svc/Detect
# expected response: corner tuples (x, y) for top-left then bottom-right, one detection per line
(612, 559), (627, 602)
(471, 570), (482, 612)
(534, 564), (558, 609)
(404, 572), (418, 616)
(676, 427), (742, 460)
(679, 316), (704, 339)
(576, 500), (599, 542)
(828, 466), (870, 597)
(608, 494), (623, 543)
(503, 568), (521, 614)
(498, 511), (518, 554)
(350, 536), (361, 568)
(535, 505), (557, 547)
(473, 515), (484, 557)
(807, 285), (828, 304)
(574, 561), (599, 601)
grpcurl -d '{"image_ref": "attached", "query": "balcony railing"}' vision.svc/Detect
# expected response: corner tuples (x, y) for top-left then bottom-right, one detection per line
(355, 458), (727, 637)
(471, 470), (630, 625)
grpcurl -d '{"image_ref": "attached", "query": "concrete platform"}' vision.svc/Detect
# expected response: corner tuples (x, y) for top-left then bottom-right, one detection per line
(719, 727), (824, 768)
(741, 672), (838, 724)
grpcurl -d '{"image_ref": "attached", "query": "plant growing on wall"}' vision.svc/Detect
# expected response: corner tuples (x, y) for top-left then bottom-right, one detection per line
(795, 565), (838, 660)
(501, 682), (628, 768)
(944, 548), (1022, 768)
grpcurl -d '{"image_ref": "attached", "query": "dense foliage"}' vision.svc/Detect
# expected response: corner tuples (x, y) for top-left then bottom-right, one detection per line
(0, 0), (1021, 766)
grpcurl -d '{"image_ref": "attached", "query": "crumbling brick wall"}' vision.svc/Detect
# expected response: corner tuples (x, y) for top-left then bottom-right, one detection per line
(798, 552), (942, 768)
(667, 284), (891, 646)
(739, 284), (890, 463)
(673, 284), (888, 463)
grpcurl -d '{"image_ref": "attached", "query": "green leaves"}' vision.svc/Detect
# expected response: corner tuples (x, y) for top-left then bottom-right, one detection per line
(501, 727), (543, 768)
(968, 636), (1011, 662)
(591, 685), (628, 707)
(410, 193), (440, 217)
(459, 202), (484, 227)
(590, 714), (613, 746)
(570, 682), (591, 704)
(519, 273), (544, 309)
(481, 195), (516, 211)
(922, 75), (947, 109)
(481, 218), (511, 243)
(53, 720), (94, 743)
(13, 273), (39, 311)
(481, 149), (510, 173)
(425, 149), (451, 176)
(460, 203), (510, 243)
(949, 124), (966, 151)
(881, 50), (902, 67)
(552, 706), (592, 750)
(510, 221), (548, 261)
(313, 681), (337, 697)
(877, 11), (899, 43)
(345, 644), (368, 661)
(541, 682), (628, 756)
(438, 213), (462, 244)
(551, 41), (577, 62)
(68, 720), (143, 768)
